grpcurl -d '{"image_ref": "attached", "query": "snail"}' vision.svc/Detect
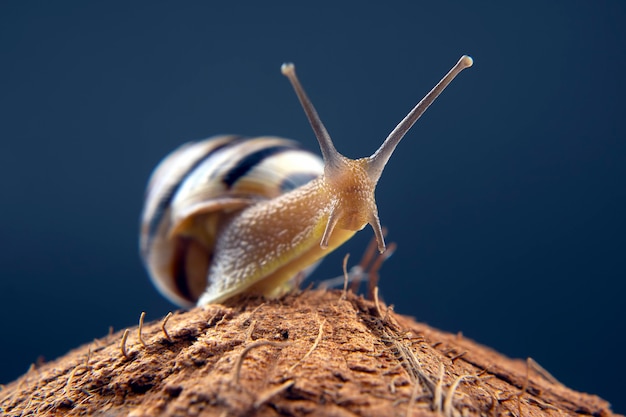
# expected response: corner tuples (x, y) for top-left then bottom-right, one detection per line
(140, 55), (473, 307)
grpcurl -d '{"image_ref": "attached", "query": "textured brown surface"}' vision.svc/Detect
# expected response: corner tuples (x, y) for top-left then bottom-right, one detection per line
(0, 289), (620, 417)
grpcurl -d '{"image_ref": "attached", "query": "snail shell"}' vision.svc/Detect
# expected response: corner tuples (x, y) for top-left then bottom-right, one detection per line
(140, 135), (323, 307)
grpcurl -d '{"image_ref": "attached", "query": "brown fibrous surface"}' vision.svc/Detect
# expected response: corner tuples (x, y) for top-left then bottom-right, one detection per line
(0, 289), (620, 417)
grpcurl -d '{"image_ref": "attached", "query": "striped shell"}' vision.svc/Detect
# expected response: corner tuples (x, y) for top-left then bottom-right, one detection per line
(140, 135), (324, 307)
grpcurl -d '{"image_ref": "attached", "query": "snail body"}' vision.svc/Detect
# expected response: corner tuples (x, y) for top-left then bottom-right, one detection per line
(140, 57), (473, 307)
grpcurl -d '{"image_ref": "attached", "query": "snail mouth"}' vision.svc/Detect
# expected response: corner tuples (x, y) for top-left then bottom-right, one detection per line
(339, 210), (369, 231)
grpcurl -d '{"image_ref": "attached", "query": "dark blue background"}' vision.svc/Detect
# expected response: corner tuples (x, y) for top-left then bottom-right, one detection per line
(1, 2), (624, 412)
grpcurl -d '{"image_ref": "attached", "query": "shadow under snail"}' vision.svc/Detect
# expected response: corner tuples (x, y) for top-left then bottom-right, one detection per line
(140, 56), (473, 307)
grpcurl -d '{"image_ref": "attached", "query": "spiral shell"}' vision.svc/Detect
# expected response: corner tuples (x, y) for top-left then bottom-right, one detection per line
(140, 135), (323, 307)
